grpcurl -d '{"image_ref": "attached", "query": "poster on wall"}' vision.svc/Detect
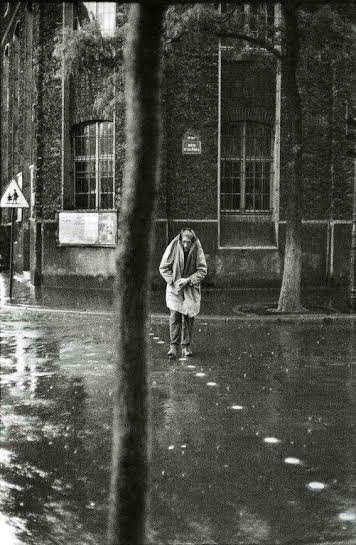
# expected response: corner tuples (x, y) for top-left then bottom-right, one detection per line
(58, 211), (117, 246)
(98, 213), (116, 245)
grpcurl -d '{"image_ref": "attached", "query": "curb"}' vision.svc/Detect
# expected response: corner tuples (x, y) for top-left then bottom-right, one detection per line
(1, 303), (355, 323)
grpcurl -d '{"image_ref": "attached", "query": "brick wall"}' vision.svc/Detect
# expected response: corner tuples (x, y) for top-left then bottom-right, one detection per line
(279, 82), (353, 222)
(7, 5), (351, 226)
(1, 3), (35, 225)
(163, 40), (219, 220)
(35, 2), (63, 220)
(279, 24), (353, 222)
(0, 3), (353, 287)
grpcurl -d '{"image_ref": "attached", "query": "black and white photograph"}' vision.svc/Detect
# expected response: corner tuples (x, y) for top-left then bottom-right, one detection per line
(0, 1), (355, 544)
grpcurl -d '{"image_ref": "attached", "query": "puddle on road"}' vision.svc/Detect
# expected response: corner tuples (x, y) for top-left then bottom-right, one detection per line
(0, 312), (354, 544)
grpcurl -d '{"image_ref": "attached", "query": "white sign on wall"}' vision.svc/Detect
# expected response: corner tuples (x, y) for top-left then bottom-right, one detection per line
(58, 211), (117, 246)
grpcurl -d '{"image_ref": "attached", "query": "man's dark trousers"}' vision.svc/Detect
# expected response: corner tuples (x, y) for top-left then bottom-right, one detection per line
(169, 310), (194, 347)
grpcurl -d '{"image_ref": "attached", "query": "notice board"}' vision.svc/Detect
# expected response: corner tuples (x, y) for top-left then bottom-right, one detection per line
(58, 211), (117, 246)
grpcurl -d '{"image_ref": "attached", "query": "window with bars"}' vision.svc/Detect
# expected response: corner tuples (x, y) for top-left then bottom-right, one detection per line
(220, 121), (272, 213)
(73, 122), (114, 210)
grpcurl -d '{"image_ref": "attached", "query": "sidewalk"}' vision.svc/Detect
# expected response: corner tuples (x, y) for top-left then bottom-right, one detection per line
(0, 272), (355, 321)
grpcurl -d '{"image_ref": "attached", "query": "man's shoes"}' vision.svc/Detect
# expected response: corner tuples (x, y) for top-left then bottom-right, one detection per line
(182, 345), (192, 357)
(168, 345), (178, 359)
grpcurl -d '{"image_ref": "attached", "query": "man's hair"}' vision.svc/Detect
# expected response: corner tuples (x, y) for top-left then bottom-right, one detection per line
(180, 228), (195, 241)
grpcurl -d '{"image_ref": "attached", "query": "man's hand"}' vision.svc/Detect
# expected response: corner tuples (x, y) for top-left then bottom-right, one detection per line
(176, 277), (189, 289)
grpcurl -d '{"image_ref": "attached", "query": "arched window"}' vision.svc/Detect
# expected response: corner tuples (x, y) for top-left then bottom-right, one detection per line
(73, 121), (114, 210)
(221, 121), (272, 212)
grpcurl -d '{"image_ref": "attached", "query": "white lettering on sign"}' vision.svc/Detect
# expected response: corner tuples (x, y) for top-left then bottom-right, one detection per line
(182, 131), (202, 155)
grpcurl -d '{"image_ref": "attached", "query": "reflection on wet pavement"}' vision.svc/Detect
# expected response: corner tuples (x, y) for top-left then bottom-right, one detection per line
(0, 308), (355, 544)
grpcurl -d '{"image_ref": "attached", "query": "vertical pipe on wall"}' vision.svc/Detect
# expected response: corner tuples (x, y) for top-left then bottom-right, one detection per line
(350, 156), (356, 311)
(330, 221), (335, 283)
(113, 110), (116, 211)
(325, 220), (331, 282)
(273, 2), (282, 247)
(326, 221), (335, 287)
(61, 2), (73, 210)
(217, 36), (221, 248)
(326, 59), (336, 287)
(0, 48), (2, 227)
(95, 122), (99, 210)
(32, 3), (44, 286)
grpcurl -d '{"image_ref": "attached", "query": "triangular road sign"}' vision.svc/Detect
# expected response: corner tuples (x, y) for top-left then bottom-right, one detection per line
(0, 179), (29, 208)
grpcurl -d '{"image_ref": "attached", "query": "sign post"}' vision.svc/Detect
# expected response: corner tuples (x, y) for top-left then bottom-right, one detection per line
(9, 208), (15, 298)
(0, 179), (29, 299)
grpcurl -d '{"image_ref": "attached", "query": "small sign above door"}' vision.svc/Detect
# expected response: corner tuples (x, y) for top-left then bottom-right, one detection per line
(182, 130), (202, 155)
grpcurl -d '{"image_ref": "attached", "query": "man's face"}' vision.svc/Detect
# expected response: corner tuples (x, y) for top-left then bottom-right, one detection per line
(182, 235), (193, 253)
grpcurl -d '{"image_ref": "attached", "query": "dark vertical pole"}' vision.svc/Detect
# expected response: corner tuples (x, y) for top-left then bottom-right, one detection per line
(345, 100), (356, 311)
(107, 4), (164, 545)
(350, 154), (356, 311)
(9, 207), (15, 299)
(62, 2), (74, 210)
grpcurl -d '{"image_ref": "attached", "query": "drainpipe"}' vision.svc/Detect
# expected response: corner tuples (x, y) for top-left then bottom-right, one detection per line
(346, 100), (356, 310)
(326, 60), (336, 287)
(350, 154), (356, 311)
(32, 3), (44, 286)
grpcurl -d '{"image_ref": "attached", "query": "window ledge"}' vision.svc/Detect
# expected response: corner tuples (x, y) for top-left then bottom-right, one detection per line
(221, 213), (272, 222)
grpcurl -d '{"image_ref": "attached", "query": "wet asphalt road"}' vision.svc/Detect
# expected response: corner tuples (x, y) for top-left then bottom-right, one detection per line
(0, 307), (355, 545)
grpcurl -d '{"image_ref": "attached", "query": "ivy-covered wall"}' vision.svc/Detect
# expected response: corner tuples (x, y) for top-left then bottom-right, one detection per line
(279, 6), (354, 221)
(162, 40), (219, 221)
(0, 3), (353, 287)
(35, 2), (63, 220)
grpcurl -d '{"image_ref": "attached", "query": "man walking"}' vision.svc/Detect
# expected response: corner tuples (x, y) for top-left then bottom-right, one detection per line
(159, 228), (207, 358)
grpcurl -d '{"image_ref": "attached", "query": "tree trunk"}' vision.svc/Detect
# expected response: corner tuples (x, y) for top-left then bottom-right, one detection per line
(278, 2), (304, 312)
(107, 5), (164, 545)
